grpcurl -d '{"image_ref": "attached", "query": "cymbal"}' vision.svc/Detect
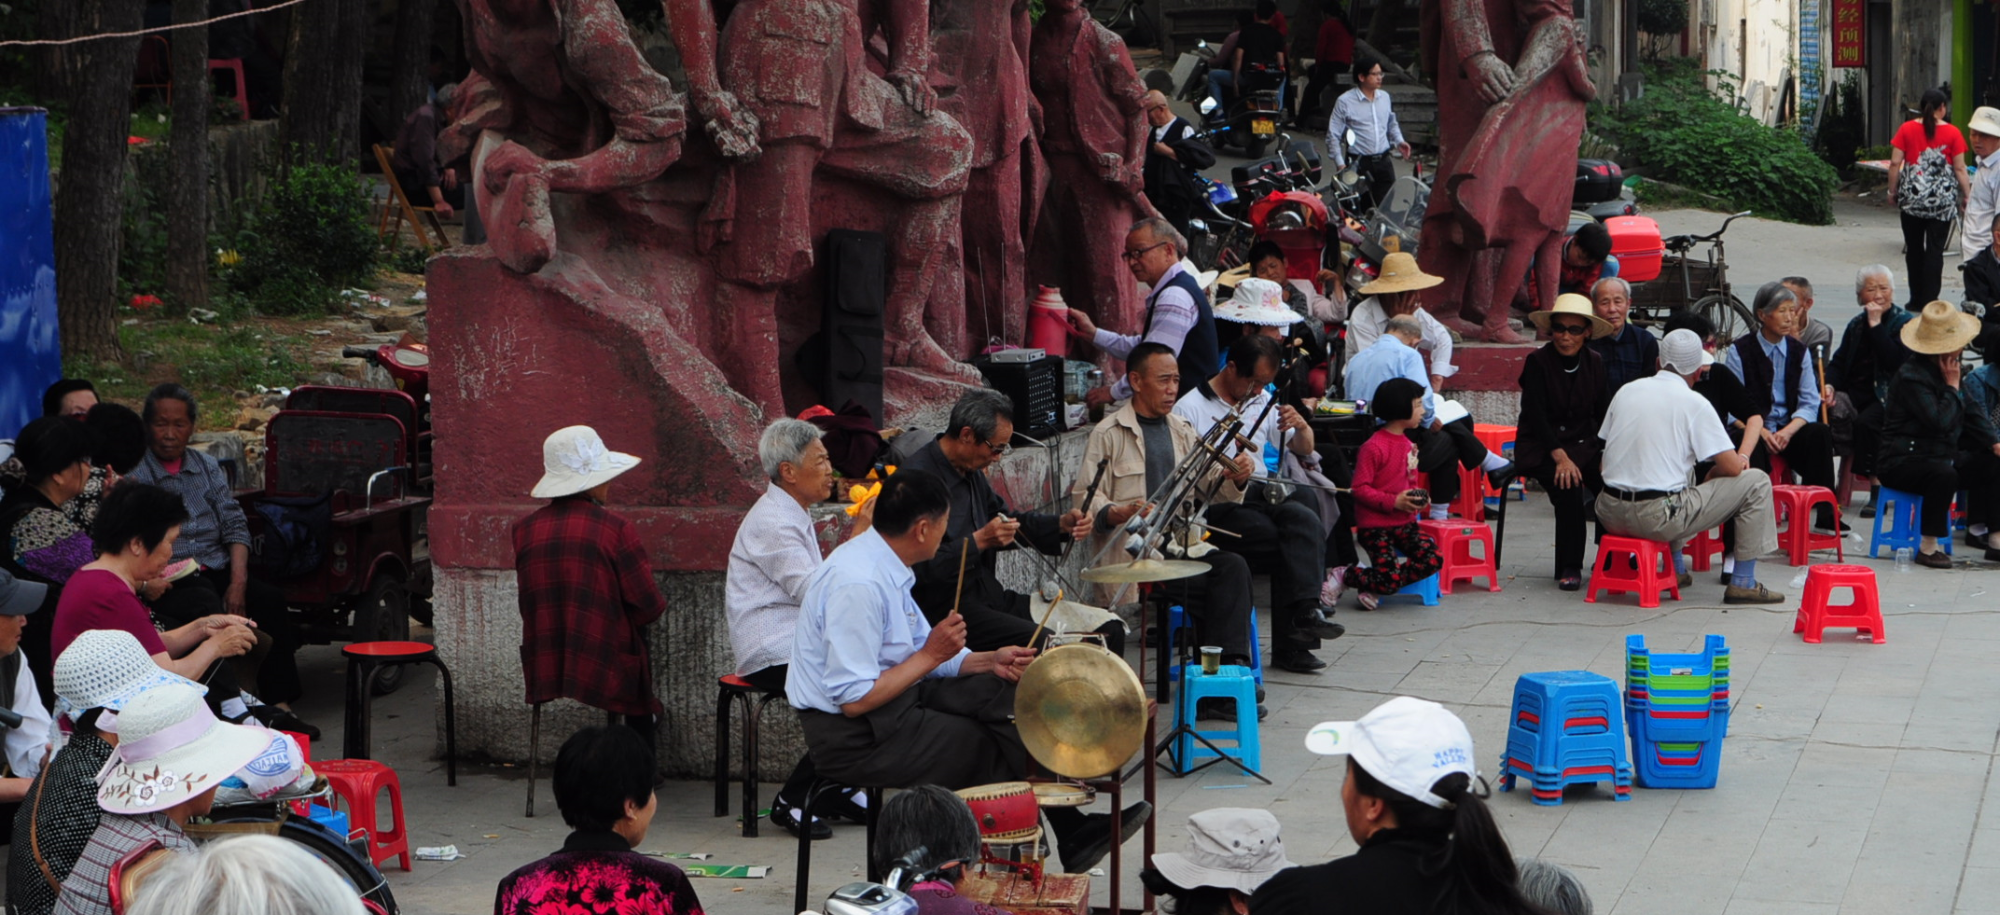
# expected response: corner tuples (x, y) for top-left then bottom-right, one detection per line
(1080, 558), (1209, 584)
(1014, 643), (1147, 779)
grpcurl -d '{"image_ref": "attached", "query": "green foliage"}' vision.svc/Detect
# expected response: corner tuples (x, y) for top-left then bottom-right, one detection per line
(1635, 0), (1688, 36)
(226, 159), (378, 314)
(118, 144), (172, 305)
(1593, 60), (1838, 225)
(1813, 71), (1867, 174)
(64, 320), (310, 427)
(385, 245), (430, 276)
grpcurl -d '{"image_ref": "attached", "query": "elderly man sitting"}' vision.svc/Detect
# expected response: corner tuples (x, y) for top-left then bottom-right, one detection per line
(1343, 253), (1456, 393)
(789, 469), (1150, 873)
(1596, 329), (1784, 604)
(1174, 334), (1345, 673)
(1721, 282), (1840, 531)
(1587, 277), (1657, 396)
(903, 390), (1122, 655)
(1965, 212), (2000, 316)
(725, 418), (874, 839)
(1343, 316), (1513, 515)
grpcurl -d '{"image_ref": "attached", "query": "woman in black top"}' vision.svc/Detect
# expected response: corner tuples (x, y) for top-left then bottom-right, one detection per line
(1519, 296), (1613, 590)
(1876, 301), (1997, 567)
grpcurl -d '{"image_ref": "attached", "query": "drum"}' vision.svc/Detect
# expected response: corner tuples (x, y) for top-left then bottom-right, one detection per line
(1031, 783), (1095, 807)
(954, 782), (1040, 843)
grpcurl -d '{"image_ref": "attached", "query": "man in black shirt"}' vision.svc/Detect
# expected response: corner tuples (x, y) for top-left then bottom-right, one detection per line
(1209, 0), (1289, 114)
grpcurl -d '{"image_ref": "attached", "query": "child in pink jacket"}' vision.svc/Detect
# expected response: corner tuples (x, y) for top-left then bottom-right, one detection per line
(1327, 377), (1444, 609)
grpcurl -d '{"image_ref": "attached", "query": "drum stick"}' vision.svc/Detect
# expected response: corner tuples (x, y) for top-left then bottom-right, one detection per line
(1025, 588), (1063, 649)
(1815, 349), (1828, 425)
(950, 532), (971, 617)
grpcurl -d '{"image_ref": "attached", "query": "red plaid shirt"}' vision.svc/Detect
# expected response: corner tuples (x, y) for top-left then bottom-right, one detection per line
(512, 497), (668, 715)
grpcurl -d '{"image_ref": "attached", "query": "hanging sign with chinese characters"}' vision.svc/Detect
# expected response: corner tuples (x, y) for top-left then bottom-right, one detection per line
(1830, 0), (1865, 67)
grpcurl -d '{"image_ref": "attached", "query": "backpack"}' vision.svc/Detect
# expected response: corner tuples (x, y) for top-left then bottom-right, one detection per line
(1898, 146), (1960, 221)
(248, 492), (334, 581)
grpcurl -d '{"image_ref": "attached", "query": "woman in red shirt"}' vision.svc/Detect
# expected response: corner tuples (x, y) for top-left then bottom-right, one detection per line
(1889, 88), (1973, 308)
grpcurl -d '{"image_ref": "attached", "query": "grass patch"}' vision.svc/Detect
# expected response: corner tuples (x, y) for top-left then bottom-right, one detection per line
(64, 318), (314, 430)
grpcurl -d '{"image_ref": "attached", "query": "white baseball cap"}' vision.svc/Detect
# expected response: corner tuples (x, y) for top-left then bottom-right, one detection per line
(1305, 696), (1477, 809)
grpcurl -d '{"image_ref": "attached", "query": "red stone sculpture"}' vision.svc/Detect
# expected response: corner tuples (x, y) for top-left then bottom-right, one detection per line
(1417, 0), (1594, 342)
(1029, 0), (1160, 341)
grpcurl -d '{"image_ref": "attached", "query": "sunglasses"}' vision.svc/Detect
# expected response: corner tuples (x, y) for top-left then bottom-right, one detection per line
(1550, 323), (1591, 336)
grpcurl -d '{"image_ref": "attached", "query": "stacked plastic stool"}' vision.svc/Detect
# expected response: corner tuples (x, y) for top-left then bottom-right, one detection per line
(1771, 484), (1844, 565)
(1498, 671), (1632, 805)
(1624, 635), (1730, 789)
(1792, 564), (1886, 643)
(1170, 663), (1261, 775)
(1867, 486), (1950, 558)
(1587, 536), (1681, 608)
(1419, 518), (1500, 594)
(1682, 524), (1726, 572)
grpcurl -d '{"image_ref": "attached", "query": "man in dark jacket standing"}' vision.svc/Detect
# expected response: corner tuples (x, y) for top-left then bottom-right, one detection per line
(1141, 90), (1215, 239)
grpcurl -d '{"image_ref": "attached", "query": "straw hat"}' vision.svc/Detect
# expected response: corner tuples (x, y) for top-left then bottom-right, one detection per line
(1356, 252), (1442, 296)
(52, 629), (204, 726)
(530, 425), (642, 499)
(1214, 278), (1300, 327)
(1527, 294), (1614, 339)
(1150, 808), (1295, 894)
(1901, 301), (1981, 355)
(97, 683), (273, 815)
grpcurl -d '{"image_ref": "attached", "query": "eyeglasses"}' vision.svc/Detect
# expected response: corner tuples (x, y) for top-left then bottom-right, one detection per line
(1122, 241), (1169, 262)
(982, 437), (1014, 455)
(1550, 323), (1591, 336)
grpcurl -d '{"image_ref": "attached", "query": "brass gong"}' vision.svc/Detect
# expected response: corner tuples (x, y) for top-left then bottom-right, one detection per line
(1080, 558), (1210, 584)
(1014, 643), (1147, 779)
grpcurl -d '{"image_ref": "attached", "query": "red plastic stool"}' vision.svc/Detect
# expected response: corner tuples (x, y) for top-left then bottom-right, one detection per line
(1682, 525), (1726, 572)
(281, 731), (314, 817)
(1771, 484), (1844, 566)
(1586, 536), (1681, 608)
(1419, 518), (1500, 594)
(207, 58), (249, 120)
(316, 758), (411, 871)
(1766, 452), (1792, 485)
(1792, 564), (1885, 644)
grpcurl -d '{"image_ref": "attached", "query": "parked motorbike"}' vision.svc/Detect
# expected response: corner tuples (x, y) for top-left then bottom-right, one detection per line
(1201, 62), (1286, 159)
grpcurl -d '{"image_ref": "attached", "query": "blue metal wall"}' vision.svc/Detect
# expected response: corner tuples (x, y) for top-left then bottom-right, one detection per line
(0, 107), (61, 438)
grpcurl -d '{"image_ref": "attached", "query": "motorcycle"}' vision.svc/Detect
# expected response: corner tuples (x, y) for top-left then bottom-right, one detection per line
(1200, 62), (1286, 159)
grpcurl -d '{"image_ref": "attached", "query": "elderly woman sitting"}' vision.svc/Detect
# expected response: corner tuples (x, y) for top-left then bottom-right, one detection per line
(873, 785), (1009, 915)
(1141, 809), (1294, 915)
(1518, 295), (1613, 591)
(1721, 282), (1840, 530)
(1877, 302), (2000, 566)
(1827, 265), (1916, 495)
(0, 417), (97, 697)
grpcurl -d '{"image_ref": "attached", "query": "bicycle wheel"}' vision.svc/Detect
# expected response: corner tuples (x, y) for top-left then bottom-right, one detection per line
(215, 817), (400, 914)
(1694, 294), (1755, 342)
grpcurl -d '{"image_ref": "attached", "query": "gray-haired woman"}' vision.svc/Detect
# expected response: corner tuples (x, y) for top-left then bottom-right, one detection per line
(873, 785), (1011, 915)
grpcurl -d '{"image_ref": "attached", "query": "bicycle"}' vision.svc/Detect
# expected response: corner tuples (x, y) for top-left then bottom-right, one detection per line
(1627, 210), (1758, 341)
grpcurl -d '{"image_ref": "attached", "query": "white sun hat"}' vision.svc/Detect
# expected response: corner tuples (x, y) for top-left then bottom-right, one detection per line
(1149, 808), (1295, 894)
(96, 683), (273, 815)
(1305, 696), (1478, 809)
(530, 425), (643, 499)
(1215, 278), (1300, 327)
(52, 629), (206, 728)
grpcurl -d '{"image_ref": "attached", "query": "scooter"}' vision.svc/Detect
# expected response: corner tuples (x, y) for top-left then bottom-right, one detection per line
(1202, 62), (1286, 159)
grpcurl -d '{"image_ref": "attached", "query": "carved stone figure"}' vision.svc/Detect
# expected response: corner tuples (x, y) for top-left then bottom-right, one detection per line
(932, 0), (1044, 350)
(1029, 0), (1159, 340)
(1417, 0), (1594, 342)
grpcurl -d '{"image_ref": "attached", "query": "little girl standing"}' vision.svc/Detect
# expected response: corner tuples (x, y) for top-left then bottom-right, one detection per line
(1327, 377), (1444, 610)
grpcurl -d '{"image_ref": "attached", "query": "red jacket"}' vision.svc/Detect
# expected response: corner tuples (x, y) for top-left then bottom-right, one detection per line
(1353, 429), (1419, 529)
(512, 497), (668, 715)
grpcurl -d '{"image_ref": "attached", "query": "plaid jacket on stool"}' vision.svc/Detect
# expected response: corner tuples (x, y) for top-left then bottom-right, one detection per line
(512, 496), (668, 715)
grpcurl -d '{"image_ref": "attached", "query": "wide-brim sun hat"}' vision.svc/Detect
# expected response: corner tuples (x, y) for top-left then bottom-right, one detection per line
(1150, 807), (1295, 894)
(1527, 294), (1615, 339)
(1970, 106), (2000, 139)
(1215, 278), (1300, 327)
(1356, 252), (1443, 296)
(1306, 696), (1478, 810)
(97, 683), (273, 815)
(531, 425), (642, 499)
(1900, 300), (1981, 355)
(53, 629), (205, 726)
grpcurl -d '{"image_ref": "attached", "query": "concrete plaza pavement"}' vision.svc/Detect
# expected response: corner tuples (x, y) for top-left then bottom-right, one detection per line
(142, 483), (2000, 915)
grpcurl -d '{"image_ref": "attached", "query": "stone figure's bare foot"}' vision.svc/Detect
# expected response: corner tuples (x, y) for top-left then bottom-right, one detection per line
(1481, 315), (1529, 344)
(1438, 314), (1483, 338)
(892, 334), (988, 386)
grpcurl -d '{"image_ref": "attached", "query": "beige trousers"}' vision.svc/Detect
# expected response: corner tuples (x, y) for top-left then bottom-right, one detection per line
(1597, 469), (1779, 564)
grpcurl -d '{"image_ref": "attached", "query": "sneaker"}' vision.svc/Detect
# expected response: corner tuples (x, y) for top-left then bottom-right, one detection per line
(1058, 803), (1153, 873)
(1722, 583), (1785, 604)
(1357, 591), (1380, 612)
(1272, 650), (1327, 673)
(770, 804), (833, 840)
(1321, 566), (1349, 606)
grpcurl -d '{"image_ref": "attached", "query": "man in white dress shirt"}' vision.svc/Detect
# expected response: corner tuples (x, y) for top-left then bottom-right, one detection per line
(1323, 58), (1408, 211)
(724, 419), (872, 839)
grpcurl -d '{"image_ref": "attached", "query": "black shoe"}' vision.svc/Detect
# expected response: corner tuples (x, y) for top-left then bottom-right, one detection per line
(1273, 650), (1327, 673)
(1860, 503), (1876, 519)
(770, 803), (833, 840)
(1196, 697), (1268, 722)
(250, 707), (321, 741)
(1985, 547), (2000, 563)
(1556, 571), (1581, 591)
(1914, 548), (1953, 569)
(1058, 803), (1153, 873)
(1969, 531), (1991, 550)
(1292, 608), (1347, 640)
(1486, 460), (1518, 491)
(1719, 571), (1733, 586)
(820, 786), (870, 824)
(1813, 512), (1849, 534)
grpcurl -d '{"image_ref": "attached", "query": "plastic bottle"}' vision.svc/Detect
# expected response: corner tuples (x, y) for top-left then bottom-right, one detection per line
(1789, 567), (1810, 590)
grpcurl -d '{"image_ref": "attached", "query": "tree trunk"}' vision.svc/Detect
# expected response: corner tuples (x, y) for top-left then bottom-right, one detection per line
(167, 0), (212, 309)
(35, 0), (81, 104)
(280, 0), (367, 163)
(389, 0), (441, 125)
(54, 0), (146, 364)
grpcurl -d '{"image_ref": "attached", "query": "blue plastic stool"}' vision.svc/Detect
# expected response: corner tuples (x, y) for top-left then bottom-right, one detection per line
(1624, 635), (1731, 789)
(1867, 486), (1950, 558)
(1497, 671), (1632, 805)
(1170, 664), (1262, 775)
(1381, 573), (1441, 607)
(1165, 605), (1263, 684)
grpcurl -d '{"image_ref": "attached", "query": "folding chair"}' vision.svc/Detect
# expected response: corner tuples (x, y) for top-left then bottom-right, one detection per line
(372, 144), (450, 253)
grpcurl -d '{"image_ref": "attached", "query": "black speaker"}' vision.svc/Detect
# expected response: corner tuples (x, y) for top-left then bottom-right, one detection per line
(973, 354), (1064, 439)
(821, 229), (887, 424)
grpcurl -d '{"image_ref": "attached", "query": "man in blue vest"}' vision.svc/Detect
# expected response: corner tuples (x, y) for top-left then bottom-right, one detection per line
(1066, 218), (1219, 407)
(1721, 281), (1841, 532)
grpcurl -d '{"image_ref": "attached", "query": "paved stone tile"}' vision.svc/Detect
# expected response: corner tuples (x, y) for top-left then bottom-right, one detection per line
(1732, 818), (1869, 905)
